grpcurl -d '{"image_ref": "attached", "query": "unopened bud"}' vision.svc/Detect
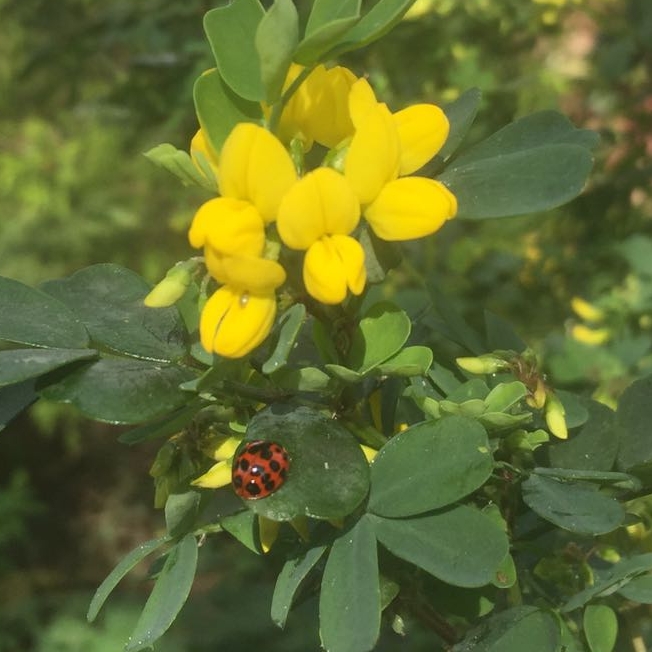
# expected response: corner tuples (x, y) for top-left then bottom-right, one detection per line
(456, 355), (510, 375)
(525, 378), (547, 410)
(144, 263), (193, 308)
(545, 392), (568, 440)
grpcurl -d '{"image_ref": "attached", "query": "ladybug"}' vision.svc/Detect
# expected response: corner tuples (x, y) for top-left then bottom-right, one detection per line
(232, 440), (290, 500)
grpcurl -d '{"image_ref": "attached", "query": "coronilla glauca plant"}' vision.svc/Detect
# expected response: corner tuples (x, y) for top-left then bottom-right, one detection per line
(4, 2), (652, 652)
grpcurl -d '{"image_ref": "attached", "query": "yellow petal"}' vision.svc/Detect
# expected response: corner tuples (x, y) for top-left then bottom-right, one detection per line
(393, 104), (450, 175)
(191, 460), (233, 488)
(219, 123), (297, 223)
(188, 197), (265, 255)
(303, 235), (366, 305)
(258, 516), (280, 553)
(360, 445), (378, 463)
(570, 296), (605, 323)
(302, 65), (357, 148)
(345, 102), (400, 206)
(204, 435), (243, 461)
(190, 128), (220, 182)
(204, 249), (286, 293)
(348, 78), (380, 126)
(200, 286), (277, 358)
(365, 177), (457, 241)
(570, 324), (611, 346)
(277, 168), (360, 250)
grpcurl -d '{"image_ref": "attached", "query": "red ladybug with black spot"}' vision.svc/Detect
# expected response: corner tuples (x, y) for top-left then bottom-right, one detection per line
(232, 440), (290, 499)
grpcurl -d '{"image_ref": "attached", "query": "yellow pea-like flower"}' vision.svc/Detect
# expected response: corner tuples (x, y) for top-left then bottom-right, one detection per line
(200, 285), (278, 359)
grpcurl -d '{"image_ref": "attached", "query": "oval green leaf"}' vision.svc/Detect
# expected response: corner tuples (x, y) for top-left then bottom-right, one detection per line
(375, 346), (433, 377)
(522, 474), (624, 535)
(272, 544), (328, 628)
(203, 0), (265, 101)
(319, 517), (380, 652)
(194, 69), (263, 155)
(87, 536), (170, 622)
(616, 374), (652, 472)
(125, 533), (198, 652)
(0, 380), (38, 432)
(242, 405), (370, 521)
(370, 505), (509, 588)
(41, 264), (188, 362)
(369, 415), (493, 518)
(348, 302), (411, 374)
(0, 276), (89, 349)
(143, 143), (217, 192)
(40, 357), (197, 424)
(618, 573), (652, 603)
(453, 606), (561, 652)
(584, 604), (617, 652)
(0, 348), (97, 388)
(262, 303), (306, 375)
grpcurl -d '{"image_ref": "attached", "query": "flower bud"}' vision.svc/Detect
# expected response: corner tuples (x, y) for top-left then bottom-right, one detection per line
(144, 263), (193, 308)
(545, 392), (568, 440)
(456, 355), (510, 375)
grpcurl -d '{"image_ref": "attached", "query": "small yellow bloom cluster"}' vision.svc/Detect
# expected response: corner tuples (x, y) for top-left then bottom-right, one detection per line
(189, 64), (457, 358)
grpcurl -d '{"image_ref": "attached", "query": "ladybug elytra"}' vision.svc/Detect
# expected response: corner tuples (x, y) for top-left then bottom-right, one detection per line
(232, 440), (290, 499)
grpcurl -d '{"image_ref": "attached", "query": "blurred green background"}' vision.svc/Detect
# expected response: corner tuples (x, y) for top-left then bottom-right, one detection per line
(1, 0), (651, 649)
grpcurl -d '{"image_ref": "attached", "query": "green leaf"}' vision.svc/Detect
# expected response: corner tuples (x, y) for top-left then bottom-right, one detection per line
(193, 69), (262, 155)
(522, 474), (624, 535)
(294, 0), (360, 64)
(452, 606), (561, 652)
(0, 348), (97, 388)
(483, 381), (527, 413)
(262, 303), (306, 375)
(319, 517), (380, 652)
(221, 510), (260, 554)
(375, 346), (433, 377)
(532, 467), (640, 491)
(493, 553), (517, 589)
(369, 416), (493, 517)
(0, 276), (89, 349)
(125, 533), (198, 652)
(256, 0), (299, 103)
(548, 399), (617, 471)
(118, 401), (205, 445)
(203, 0), (265, 101)
(324, 363), (363, 383)
(0, 380), (37, 432)
(40, 357), (197, 424)
(440, 111), (598, 220)
(430, 88), (482, 169)
(330, 0), (418, 57)
(616, 374), (652, 472)
(617, 573), (652, 603)
(349, 302), (411, 374)
(271, 366), (332, 392)
(41, 264), (188, 363)
(143, 143), (217, 191)
(165, 491), (201, 538)
(583, 605), (617, 652)
(357, 225), (402, 284)
(87, 536), (170, 622)
(563, 553), (652, 612)
(558, 389), (590, 429)
(370, 505), (509, 588)
(242, 405), (370, 521)
(272, 544), (328, 628)
(484, 310), (527, 352)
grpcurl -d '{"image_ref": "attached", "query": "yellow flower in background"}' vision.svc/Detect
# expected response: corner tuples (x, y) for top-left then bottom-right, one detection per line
(273, 63), (357, 149)
(344, 78), (457, 241)
(571, 324), (611, 346)
(277, 167), (366, 304)
(570, 296), (605, 323)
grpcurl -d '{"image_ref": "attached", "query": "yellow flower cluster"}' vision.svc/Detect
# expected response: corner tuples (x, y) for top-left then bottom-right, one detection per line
(189, 64), (457, 358)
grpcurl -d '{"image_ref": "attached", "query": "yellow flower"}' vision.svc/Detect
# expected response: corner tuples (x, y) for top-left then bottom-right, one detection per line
(571, 324), (611, 346)
(570, 296), (605, 323)
(344, 79), (457, 241)
(273, 63), (357, 149)
(200, 285), (278, 359)
(277, 167), (366, 304)
(188, 123), (296, 357)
